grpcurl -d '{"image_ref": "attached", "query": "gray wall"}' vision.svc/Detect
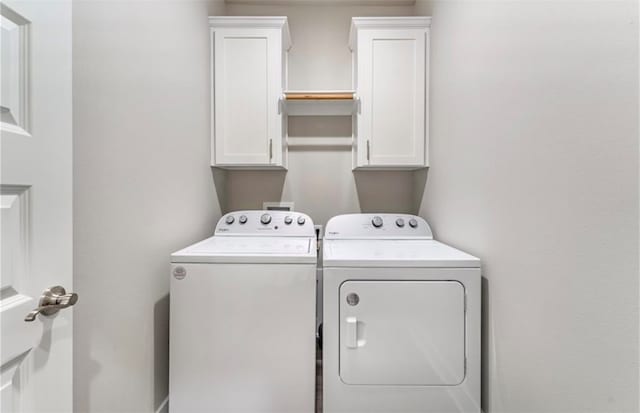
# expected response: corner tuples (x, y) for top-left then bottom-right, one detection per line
(414, 0), (639, 412)
(73, 1), (225, 412)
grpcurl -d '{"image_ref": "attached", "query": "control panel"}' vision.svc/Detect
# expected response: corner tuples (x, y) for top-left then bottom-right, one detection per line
(324, 214), (433, 240)
(215, 210), (315, 237)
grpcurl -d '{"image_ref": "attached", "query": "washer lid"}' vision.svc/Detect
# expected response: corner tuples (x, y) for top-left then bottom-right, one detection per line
(323, 239), (479, 268)
(171, 236), (316, 264)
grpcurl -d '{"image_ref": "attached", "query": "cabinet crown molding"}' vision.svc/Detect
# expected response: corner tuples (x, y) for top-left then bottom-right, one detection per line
(209, 16), (291, 50)
(349, 16), (431, 50)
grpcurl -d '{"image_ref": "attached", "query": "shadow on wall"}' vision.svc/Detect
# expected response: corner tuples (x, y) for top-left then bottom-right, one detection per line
(412, 168), (428, 214)
(353, 169), (428, 214)
(73, 310), (102, 412)
(154, 294), (170, 413)
(212, 167), (429, 217)
(212, 168), (228, 213)
(219, 170), (287, 213)
(481, 276), (490, 413)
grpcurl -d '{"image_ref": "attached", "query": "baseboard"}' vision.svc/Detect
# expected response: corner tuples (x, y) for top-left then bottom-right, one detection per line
(155, 397), (169, 413)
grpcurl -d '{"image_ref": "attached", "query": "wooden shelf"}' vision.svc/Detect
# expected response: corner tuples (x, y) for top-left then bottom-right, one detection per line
(282, 90), (356, 116)
(285, 92), (354, 100)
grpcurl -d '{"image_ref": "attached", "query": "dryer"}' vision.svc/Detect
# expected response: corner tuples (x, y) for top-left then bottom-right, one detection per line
(170, 211), (316, 413)
(322, 213), (481, 413)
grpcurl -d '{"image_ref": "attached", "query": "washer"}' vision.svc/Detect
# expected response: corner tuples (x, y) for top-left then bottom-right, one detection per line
(323, 213), (481, 413)
(170, 211), (316, 413)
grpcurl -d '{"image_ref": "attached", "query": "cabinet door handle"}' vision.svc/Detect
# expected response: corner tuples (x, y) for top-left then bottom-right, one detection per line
(269, 139), (273, 161)
(366, 140), (370, 162)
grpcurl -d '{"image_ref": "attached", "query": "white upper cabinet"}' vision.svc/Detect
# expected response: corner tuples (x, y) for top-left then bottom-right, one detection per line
(350, 17), (431, 169)
(210, 17), (290, 169)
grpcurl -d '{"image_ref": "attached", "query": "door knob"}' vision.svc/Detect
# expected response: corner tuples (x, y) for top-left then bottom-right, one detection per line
(24, 286), (78, 322)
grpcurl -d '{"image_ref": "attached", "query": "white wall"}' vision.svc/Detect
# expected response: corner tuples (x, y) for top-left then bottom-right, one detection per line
(222, 3), (420, 225)
(73, 1), (225, 412)
(414, 0), (639, 411)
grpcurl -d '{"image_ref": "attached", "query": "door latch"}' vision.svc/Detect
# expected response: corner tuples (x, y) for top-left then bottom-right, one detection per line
(25, 286), (78, 322)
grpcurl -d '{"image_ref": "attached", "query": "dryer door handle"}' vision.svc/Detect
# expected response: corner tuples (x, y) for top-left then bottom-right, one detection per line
(345, 317), (358, 349)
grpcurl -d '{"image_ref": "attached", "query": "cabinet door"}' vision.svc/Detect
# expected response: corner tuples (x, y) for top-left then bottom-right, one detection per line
(356, 29), (427, 168)
(339, 280), (465, 386)
(213, 28), (282, 167)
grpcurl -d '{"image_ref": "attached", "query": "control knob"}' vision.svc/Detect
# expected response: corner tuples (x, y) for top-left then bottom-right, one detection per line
(238, 215), (247, 224)
(371, 216), (383, 228)
(225, 215), (235, 225)
(408, 218), (418, 228)
(297, 216), (306, 225)
(395, 218), (405, 228)
(260, 214), (272, 225)
(284, 216), (293, 225)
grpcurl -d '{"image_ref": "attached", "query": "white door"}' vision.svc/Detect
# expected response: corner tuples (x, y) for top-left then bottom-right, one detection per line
(339, 280), (465, 385)
(213, 27), (283, 167)
(1, 1), (73, 412)
(356, 28), (427, 168)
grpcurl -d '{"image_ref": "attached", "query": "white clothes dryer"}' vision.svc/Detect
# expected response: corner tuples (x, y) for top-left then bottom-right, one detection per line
(322, 213), (481, 413)
(170, 211), (316, 413)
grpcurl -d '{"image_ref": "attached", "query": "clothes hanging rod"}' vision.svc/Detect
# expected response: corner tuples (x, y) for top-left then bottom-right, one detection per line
(288, 137), (352, 148)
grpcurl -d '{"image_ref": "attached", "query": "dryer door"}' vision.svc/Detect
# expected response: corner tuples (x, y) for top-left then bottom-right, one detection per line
(339, 280), (465, 385)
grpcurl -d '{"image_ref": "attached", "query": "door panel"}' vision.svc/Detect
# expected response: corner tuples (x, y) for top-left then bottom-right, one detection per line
(214, 28), (281, 166)
(170, 263), (316, 412)
(357, 29), (426, 167)
(0, 1), (73, 412)
(0, 3), (30, 136)
(339, 281), (465, 385)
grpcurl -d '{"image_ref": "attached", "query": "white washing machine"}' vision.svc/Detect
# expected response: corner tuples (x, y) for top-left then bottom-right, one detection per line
(170, 210), (316, 413)
(323, 214), (481, 413)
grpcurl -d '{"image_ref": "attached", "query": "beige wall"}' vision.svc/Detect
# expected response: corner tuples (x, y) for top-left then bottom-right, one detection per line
(73, 1), (225, 412)
(414, 0), (639, 411)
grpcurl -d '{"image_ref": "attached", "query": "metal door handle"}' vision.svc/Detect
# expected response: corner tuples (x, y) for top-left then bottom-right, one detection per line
(25, 286), (78, 322)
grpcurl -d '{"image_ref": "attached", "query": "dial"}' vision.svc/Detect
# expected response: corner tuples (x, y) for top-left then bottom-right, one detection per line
(408, 218), (418, 228)
(371, 216), (383, 228)
(395, 218), (405, 228)
(284, 216), (293, 225)
(260, 214), (272, 225)
(225, 215), (235, 225)
(238, 215), (248, 224)
(297, 216), (306, 225)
